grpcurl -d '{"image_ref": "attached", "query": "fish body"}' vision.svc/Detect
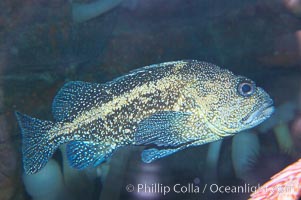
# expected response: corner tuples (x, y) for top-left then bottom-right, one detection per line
(16, 60), (274, 174)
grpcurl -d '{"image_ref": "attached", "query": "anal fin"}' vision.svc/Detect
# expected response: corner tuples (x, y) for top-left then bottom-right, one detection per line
(66, 141), (114, 170)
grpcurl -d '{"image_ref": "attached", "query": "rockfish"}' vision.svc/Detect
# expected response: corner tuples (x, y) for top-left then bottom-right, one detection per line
(16, 60), (274, 174)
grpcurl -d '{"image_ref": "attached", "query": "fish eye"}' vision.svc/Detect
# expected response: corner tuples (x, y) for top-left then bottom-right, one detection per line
(237, 81), (255, 97)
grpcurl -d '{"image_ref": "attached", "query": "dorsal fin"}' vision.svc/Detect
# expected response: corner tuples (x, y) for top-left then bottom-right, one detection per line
(52, 81), (112, 122)
(52, 61), (189, 122)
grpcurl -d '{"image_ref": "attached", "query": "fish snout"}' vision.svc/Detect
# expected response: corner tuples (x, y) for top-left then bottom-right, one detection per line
(242, 98), (275, 126)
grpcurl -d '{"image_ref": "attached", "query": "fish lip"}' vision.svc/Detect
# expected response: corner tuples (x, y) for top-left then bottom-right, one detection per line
(242, 99), (274, 125)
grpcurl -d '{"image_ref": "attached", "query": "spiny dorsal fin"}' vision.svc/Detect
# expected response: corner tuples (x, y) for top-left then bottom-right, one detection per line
(52, 61), (190, 122)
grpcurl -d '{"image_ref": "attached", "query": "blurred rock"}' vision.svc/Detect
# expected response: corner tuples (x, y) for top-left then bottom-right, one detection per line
(291, 115), (301, 156)
(0, 115), (18, 200)
(232, 131), (260, 184)
(258, 33), (301, 67)
(72, 0), (123, 23)
(60, 145), (97, 200)
(274, 122), (295, 155)
(258, 101), (297, 133)
(204, 140), (223, 183)
(283, 0), (301, 16)
(22, 159), (67, 200)
(292, 115), (301, 137)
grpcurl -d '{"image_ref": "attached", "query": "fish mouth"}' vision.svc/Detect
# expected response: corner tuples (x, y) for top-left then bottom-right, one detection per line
(242, 99), (274, 126)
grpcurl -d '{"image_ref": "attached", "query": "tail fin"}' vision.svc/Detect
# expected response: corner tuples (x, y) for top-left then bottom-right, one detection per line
(15, 112), (57, 174)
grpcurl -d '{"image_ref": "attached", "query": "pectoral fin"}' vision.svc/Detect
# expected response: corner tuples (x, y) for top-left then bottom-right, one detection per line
(134, 111), (191, 147)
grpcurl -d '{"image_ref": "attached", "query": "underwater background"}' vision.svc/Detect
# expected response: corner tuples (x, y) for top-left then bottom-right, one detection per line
(0, 0), (301, 199)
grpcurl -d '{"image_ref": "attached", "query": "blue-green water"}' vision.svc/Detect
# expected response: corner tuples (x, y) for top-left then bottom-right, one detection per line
(1, 0), (301, 200)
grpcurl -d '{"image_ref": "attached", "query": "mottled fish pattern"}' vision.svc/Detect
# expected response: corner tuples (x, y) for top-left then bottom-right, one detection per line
(16, 60), (274, 174)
